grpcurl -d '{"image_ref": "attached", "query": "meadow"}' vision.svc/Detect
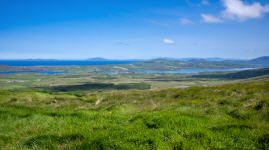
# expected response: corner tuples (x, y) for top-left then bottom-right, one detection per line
(0, 72), (268, 149)
(0, 68), (269, 149)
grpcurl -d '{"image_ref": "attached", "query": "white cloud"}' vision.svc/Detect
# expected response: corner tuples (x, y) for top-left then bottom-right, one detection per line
(221, 0), (269, 21)
(201, 14), (222, 23)
(180, 18), (194, 25)
(202, 0), (210, 5)
(163, 39), (175, 44)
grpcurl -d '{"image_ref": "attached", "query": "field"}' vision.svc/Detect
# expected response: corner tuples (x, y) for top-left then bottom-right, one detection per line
(0, 70), (252, 92)
(0, 59), (256, 73)
(0, 68), (269, 149)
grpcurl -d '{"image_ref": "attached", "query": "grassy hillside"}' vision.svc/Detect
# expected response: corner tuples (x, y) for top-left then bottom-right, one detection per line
(0, 79), (269, 149)
(192, 67), (269, 79)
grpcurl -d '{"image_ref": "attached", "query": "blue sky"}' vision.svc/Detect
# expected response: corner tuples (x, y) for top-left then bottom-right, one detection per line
(0, 0), (269, 59)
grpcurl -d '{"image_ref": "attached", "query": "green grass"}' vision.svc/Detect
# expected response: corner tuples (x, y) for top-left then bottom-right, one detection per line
(0, 79), (269, 149)
(0, 72), (230, 92)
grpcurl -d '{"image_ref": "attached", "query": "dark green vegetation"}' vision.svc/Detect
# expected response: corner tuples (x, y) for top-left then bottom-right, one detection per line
(193, 67), (269, 79)
(0, 73), (153, 93)
(49, 82), (150, 92)
(0, 78), (269, 149)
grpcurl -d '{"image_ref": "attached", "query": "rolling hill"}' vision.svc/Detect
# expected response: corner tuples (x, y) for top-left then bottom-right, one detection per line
(192, 67), (269, 79)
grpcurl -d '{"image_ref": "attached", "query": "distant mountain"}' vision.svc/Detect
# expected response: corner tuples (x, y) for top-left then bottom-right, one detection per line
(250, 56), (269, 65)
(86, 57), (144, 61)
(203, 58), (240, 61)
(151, 56), (269, 67)
(228, 56), (269, 67)
(86, 57), (110, 61)
(152, 57), (205, 61)
(152, 57), (243, 62)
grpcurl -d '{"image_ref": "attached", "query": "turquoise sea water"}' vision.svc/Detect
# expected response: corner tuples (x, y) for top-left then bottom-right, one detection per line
(0, 60), (136, 66)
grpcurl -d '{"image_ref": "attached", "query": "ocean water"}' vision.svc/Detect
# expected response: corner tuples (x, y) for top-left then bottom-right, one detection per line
(0, 60), (136, 66)
(0, 71), (69, 74)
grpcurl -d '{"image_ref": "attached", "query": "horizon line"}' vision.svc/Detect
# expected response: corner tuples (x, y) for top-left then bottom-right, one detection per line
(0, 56), (267, 61)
